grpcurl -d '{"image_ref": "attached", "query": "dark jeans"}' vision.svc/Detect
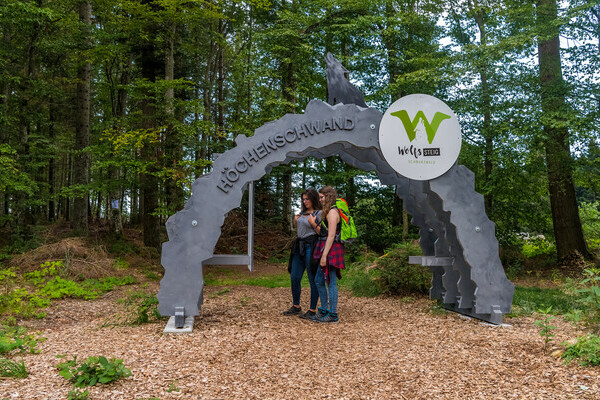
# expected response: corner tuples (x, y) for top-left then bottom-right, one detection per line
(290, 243), (318, 309)
(315, 266), (338, 314)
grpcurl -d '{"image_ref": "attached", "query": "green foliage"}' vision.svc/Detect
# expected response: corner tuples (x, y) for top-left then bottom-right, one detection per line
(376, 242), (429, 295)
(561, 335), (600, 367)
(124, 292), (161, 325)
(522, 237), (556, 258)
(339, 248), (383, 297)
(67, 388), (89, 400)
(166, 382), (180, 393)
(534, 306), (556, 351)
(501, 250), (525, 280)
(56, 355), (132, 388)
(341, 242), (428, 297)
(0, 358), (27, 378)
(36, 276), (135, 300)
(0, 325), (44, 355)
(579, 202), (600, 251)
(0, 261), (134, 319)
(352, 189), (406, 253)
(566, 268), (600, 332)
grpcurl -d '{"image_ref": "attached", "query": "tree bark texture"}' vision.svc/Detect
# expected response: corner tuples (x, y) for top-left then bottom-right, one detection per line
(537, 0), (590, 260)
(72, 1), (92, 232)
(164, 23), (185, 214)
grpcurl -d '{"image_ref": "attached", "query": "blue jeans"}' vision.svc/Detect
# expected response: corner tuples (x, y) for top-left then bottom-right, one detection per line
(315, 266), (338, 314)
(290, 244), (319, 310)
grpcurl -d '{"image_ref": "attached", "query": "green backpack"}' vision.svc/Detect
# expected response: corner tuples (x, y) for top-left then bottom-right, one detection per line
(322, 198), (358, 244)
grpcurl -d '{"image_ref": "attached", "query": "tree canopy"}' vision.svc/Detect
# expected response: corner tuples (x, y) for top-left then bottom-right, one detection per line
(0, 0), (598, 260)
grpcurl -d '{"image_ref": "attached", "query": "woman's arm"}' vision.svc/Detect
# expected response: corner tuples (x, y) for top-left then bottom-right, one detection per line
(307, 214), (321, 234)
(320, 210), (339, 267)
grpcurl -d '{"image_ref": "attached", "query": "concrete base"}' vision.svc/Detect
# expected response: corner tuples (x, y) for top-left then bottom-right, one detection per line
(163, 316), (194, 334)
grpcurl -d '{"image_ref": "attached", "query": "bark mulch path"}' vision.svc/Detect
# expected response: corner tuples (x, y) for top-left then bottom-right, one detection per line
(3, 283), (600, 400)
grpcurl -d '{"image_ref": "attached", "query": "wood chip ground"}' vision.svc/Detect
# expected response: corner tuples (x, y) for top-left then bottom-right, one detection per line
(3, 279), (600, 399)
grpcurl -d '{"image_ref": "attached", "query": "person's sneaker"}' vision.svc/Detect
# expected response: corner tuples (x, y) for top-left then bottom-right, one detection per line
(282, 306), (302, 316)
(299, 310), (316, 320)
(317, 312), (339, 323)
(310, 308), (329, 322)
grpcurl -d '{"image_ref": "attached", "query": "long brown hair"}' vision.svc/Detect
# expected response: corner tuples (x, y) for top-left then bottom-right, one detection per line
(319, 186), (338, 219)
(301, 188), (321, 213)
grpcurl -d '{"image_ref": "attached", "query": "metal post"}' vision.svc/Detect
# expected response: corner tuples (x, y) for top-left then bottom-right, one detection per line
(247, 181), (254, 271)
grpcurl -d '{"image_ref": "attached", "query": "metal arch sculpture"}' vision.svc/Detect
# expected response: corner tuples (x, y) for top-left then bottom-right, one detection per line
(157, 99), (515, 326)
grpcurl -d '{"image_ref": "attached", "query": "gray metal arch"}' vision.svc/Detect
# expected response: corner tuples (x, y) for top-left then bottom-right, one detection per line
(157, 100), (514, 325)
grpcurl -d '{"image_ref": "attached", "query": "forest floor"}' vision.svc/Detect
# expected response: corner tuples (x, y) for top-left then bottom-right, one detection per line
(3, 259), (600, 400)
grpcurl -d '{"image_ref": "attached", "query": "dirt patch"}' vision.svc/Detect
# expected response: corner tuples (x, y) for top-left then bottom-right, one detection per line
(4, 279), (600, 400)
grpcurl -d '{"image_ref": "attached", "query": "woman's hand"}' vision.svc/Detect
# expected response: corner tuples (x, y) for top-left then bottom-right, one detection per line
(320, 256), (327, 267)
(293, 213), (300, 227)
(307, 214), (316, 228)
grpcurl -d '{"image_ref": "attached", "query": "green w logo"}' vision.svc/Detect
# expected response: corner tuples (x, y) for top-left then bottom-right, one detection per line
(390, 110), (451, 144)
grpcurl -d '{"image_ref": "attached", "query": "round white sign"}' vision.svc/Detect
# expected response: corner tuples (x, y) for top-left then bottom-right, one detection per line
(379, 94), (462, 181)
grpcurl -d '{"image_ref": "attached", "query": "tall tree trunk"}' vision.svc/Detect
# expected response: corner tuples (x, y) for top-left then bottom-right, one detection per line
(164, 22), (184, 214)
(0, 82), (7, 220)
(48, 104), (56, 221)
(536, 0), (590, 260)
(72, 1), (92, 232)
(108, 64), (130, 236)
(217, 18), (225, 138)
(281, 52), (295, 232)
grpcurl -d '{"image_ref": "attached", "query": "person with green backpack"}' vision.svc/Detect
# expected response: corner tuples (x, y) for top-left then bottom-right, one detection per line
(311, 186), (349, 323)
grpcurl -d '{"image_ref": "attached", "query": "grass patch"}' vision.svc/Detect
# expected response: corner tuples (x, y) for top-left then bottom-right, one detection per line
(509, 286), (580, 317)
(0, 357), (27, 378)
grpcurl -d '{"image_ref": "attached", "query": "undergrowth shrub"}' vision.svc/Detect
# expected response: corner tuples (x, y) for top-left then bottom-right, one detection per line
(564, 267), (600, 332)
(522, 237), (556, 258)
(376, 242), (429, 295)
(0, 325), (44, 354)
(579, 202), (600, 251)
(343, 242), (428, 297)
(0, 260), (135, 319)
(56, 355), (132, 387)
(561, 334), (600, 366)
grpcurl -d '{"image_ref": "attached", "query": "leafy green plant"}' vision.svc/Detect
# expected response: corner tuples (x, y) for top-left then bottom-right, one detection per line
(56, 355), (132, 387)
(166, 382), (180, 393)
(0, 325), (44, 355)
(132, 294), (160, 325)
(0, 358), (27, 378)
(563, 268), (600, 332)
(113, 258), (130, 270)
(522, 237), (556, 258)
(561, 334), (600, 366)
(375, 242), (429, 295)
(579, 202), (600, 251)
(67, 388), (89, 400)
(565, 309), (583, 330)
(534, 306), (556, 352)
